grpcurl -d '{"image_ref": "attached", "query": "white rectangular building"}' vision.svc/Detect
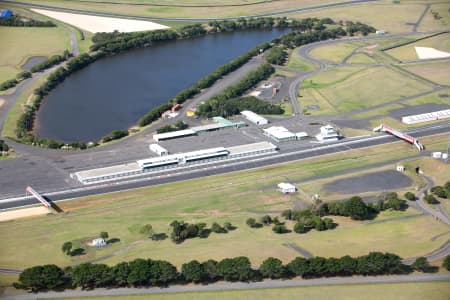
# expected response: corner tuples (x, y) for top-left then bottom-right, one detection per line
(153, 129), (196, 142)
(402, 109), (450, 124)
(241, 110), (268, 125)
(278, 182), (296, 194)
(263, 126), (297, 142)
(149, 144), (168, 156)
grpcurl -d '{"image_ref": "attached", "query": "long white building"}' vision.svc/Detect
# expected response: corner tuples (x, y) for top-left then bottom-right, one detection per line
(241, 110), (268, 125)
(72, 142), (277, 184)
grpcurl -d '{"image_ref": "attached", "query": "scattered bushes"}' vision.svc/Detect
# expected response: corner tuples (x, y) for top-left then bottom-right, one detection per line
(424, 194), (439, 204)
(246, 218), (263, 228)
(430, 184), (449, 199)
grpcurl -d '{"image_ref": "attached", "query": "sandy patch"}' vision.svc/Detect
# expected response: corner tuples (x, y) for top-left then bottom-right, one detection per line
(414, 47), (450, 59)
(0, 206), (49, 222)
(31, 9), (169, 33)
(0, 99), (5, 109)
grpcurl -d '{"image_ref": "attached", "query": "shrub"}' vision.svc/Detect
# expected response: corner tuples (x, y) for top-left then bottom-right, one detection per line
(404, 192), (416, 201)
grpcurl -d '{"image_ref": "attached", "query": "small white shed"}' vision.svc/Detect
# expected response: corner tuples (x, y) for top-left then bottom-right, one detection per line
(91, 238), (106, 247)
(278, 182), (296, 194)
(396, 165), (405, 172)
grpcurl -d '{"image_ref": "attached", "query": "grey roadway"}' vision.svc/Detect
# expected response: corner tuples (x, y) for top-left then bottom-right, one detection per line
(0, 0), (381, 21)
(1, 122), (449, 209)
(2, 273), (449, 300)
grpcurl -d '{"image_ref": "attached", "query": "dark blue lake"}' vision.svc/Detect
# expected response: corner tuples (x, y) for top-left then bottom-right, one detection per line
(34, 29), (289, 142)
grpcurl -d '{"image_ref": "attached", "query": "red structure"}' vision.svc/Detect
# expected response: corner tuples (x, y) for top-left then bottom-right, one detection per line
(373, 124), (424, 151)
(25, 186), (51, 209)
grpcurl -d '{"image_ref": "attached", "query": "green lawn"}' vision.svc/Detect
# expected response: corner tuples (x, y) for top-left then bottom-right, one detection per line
(0, 26), (70, 82)
(386, 33), (450, 62)
(300, 66), (431, 116)
(50, 282), (450, 300)
(347, 53), (377, 64)
(0, 135), (448, 270)
(310, 42), (360, 64)
(286, 48), (316, 72)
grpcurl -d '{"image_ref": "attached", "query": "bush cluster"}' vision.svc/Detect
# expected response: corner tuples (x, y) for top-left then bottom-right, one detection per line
(0, 15), (55, 27)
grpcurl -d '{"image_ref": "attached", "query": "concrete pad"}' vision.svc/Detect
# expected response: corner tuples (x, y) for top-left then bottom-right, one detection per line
(414, 47), (450, 59)
(323, 170), (413, 194)
(31, 9), (169, 33)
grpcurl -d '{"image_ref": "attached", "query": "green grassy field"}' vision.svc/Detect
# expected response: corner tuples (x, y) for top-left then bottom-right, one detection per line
(49, 282), (450, 300)
(400, 61), (450, 86)
(0, 134), (448, 271)
(13, 0), (333, 19)
(288, 2), (431, 33)
(286, 48), (316, 72)
(300, 66), (431, 116)
(347, 53), (377, 64)
(417, 2), (450, 32)
(0, 26), (70, 83)
(310, 42), (360, 64)
(386, 33), (450, 62)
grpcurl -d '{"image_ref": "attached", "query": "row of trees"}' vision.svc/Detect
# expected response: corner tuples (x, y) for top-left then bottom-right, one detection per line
(196, 63), (279, 118)
(0, 71), (31, 91)
(170, 220), (235, 244)
(16, 252), (428, 292)
(0, 15), (55, 27)
(266, 46), (288, 65)
(101, 130), (129, 143)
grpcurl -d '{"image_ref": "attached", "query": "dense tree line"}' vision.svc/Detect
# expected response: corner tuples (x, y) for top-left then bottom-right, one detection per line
(196, 63), (279, 118)
(137, 103), (173, 127)
(170, 220), (235, 244)
(197, 96), (283, 119)
(266, 46), (287, 65)
(15, 252), (414, 292)
(345, 21), (376, 36)
(156, 121), (188, 134)
(0, 15), (55, 27)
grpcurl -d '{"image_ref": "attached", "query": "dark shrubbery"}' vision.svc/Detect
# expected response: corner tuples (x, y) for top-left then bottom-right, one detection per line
(138, 103), (172, 127)
(16, 251), (411, 292)
(0, 15), (56, 27)
(101, 130), (129, 143)
(266, 46), (287, 65)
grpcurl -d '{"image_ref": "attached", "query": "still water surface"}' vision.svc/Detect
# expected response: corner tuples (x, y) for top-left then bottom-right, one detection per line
(34, 29), (288, 142)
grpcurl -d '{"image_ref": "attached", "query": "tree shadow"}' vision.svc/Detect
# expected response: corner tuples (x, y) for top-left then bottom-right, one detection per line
(69, 248), (85, 256)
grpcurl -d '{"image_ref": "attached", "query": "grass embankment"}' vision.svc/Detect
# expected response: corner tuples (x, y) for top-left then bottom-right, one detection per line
(1, 74), (49, 139)
(386, 33), (450, 62)
(300, 66), (431, 116)
(0, 134), (448, 270)
(12, 0), (330, 19)
(0, 25), (70, 83)
(347, 53), (377, 64)
(50, 281), (450, 300)
(287, 2), (442, 33)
